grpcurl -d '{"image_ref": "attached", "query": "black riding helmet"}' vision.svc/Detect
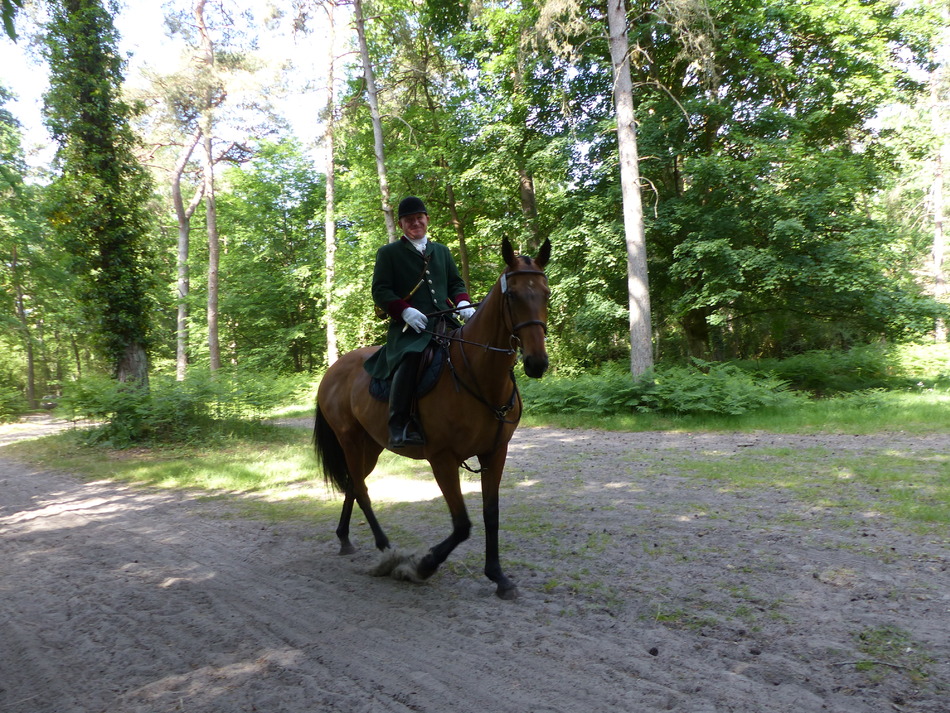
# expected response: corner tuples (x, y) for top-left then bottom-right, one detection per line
(397, 196), (427, 219)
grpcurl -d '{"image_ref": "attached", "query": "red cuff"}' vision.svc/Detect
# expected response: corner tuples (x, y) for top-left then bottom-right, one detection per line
(387, 299), (412, 319)
(451, 293), (471, 306)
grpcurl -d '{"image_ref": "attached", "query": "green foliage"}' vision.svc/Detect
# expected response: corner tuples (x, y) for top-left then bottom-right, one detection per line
(520, 361), (803, 417)
(4, 0), (949, 398)
(41, 0), (157, 379)
(58, 370), (310, 447)
(0, 333), (27, 421)
(521, 344), (950, 421)
(1, 0), (23, 41)
(213, 139), (327, 372)
(546, 0), (945, 363)
(0, 384), (27, 422)
(735, 343), (950, 394)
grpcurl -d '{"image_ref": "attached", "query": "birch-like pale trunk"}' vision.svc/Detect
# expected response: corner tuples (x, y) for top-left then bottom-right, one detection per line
(195, 0), (221, 371)
(324, 0), (339, 364)
(606, 0), (654, 376)
(931, 58), (948, 343)
(353, 0), (396, 242)
(11, 245), (36, 408)
(172, 125), (204, 380)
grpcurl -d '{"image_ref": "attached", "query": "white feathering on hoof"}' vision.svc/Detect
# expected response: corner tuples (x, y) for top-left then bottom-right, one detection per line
(369, 549), (424, 583)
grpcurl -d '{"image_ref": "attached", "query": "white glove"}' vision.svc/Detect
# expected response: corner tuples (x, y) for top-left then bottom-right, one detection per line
(401, 306), (428, 333)
(457, 300), (475, 321)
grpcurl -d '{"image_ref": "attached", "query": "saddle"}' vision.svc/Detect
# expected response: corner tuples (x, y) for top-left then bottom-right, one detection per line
(369, 343), (446, 402)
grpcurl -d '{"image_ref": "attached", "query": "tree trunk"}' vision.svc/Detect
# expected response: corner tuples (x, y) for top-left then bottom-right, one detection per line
(606, 0), (654, 376)
(205, 145), (221, 373)
(172, 126), (204, 380)
(931, 63), (948, 342)
(518, 166), (540, 252)
(196, 0), (221, 371)
(353, 0), (396, 242)
(324, 0), (339, 365)
(681, 307), (711, 359)
(446, 183), (471, 291)
(11, 245), (37, 409)
(71, 337), (82, 380)
(116, 343), (149, 385)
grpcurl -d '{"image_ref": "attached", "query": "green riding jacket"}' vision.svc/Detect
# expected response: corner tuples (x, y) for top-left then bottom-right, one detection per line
(363, 237), (470, 380)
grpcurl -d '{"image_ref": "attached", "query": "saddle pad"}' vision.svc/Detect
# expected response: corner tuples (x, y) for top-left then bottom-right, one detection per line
(369, 347), (446, 402)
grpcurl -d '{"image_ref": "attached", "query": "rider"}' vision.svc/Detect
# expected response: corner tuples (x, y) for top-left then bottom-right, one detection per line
(364, 196), (476, 449)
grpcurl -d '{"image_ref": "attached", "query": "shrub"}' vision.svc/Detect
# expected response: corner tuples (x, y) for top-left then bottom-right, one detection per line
(57, 369), (309, 447)
(734, 343), (950, 394)
(891, 343), (950, 383)
(0, 385), (28, 423)
(520, 361), (803, 417)
(734, 345), (893, 394)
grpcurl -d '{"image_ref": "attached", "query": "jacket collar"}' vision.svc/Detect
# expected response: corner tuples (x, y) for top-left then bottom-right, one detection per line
(400, 235), (430, 256)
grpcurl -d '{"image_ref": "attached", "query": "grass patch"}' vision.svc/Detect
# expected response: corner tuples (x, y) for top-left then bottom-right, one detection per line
(3, 423), (317, 494)
(5, 380), (949, 533)
(849, 625), (935, 684)
(648, 445), (950, 529)
(521, 390), (950, 435)
(1, 421), (446, 525)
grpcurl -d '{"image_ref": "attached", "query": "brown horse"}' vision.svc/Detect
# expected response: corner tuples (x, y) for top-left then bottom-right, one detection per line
(314, 237), (551, 599)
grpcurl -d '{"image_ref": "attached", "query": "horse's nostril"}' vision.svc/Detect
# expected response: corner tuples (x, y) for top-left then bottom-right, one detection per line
(524, 355), (549, 378)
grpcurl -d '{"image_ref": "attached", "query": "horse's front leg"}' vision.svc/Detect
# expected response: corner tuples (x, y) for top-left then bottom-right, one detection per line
(415, 453), (471, 580)
(479, 447), (518, 600)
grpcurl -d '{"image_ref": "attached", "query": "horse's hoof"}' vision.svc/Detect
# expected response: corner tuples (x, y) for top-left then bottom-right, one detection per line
(496, 584), (519, 600)
(370, 548), (423, 582)
(370, 548), (400, 576)
(392, 559), (425, 583)
(338, 543), (357, 556)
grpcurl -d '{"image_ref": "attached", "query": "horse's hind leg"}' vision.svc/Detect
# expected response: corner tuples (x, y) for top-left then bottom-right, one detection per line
(335, 487), (357, 555)
(350, 476), (390, 551)
(339, 431), (389, 552)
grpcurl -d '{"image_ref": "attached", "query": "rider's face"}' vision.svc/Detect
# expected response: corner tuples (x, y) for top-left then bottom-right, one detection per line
(399, 213), (429, 240)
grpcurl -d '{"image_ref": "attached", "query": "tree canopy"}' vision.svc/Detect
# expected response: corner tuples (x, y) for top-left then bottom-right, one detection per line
(1, 0), (947, 409)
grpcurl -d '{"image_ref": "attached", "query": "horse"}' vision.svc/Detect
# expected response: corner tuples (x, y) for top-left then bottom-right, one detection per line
(314, 237), (551, 599)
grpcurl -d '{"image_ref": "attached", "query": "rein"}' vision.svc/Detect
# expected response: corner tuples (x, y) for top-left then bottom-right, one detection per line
(403, 265), (548, 435)
(424, 265), (549, 474)
(414, 267), (549, 349)
(410, 302), (517, 354)
(501, 269), (548, 336)
(442, 266), (547, 428)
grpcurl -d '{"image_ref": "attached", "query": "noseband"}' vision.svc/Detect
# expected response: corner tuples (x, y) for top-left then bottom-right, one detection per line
(502, 269), (548, 336)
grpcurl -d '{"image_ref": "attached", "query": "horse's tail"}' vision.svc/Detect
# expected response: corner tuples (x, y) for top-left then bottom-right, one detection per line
(314, 404), (350, 493)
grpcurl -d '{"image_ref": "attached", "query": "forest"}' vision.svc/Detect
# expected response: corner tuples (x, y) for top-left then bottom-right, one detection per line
(1, 0), (948, 422)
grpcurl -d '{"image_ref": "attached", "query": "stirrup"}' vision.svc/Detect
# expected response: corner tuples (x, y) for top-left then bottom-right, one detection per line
(388, 422), (425, 449)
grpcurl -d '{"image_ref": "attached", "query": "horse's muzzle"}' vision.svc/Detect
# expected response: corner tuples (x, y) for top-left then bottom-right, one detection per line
(523, 354), (549, 379)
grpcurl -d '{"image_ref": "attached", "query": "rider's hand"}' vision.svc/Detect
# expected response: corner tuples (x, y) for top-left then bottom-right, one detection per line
(457, 300), (475, 321)
(401, 307), (428, 333)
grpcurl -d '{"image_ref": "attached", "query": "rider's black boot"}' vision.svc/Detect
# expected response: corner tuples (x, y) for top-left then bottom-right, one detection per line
(387, 353), (425, 449)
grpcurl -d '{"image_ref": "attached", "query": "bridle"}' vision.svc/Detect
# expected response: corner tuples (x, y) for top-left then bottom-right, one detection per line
(416, 264), (549, 469)
(415, 267), (549, 353)
(501, 268), (549, 337)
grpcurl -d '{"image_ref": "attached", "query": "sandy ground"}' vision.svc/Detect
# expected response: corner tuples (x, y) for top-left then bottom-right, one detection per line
(1, 417), (948, 713)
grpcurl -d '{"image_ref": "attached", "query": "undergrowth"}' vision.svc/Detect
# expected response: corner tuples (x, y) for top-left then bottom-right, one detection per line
(520, 361), (804, 417)
(56, 370), (313, 447)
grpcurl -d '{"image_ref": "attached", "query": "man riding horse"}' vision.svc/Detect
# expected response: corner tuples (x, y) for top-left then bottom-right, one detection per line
(363, 196), (476, 449)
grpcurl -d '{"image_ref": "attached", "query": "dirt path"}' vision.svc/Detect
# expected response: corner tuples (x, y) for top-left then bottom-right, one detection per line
(1, 420), (948, 712)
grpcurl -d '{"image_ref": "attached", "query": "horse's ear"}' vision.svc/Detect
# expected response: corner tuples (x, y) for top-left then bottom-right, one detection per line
(502, 236), (516, 268)
(536, 238), (551, 269)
